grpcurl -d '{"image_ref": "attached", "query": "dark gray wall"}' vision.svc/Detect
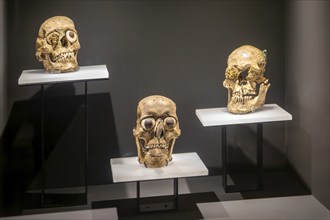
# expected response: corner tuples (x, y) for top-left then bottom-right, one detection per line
(4, 0), (286, 187)
(0, 0), (6, 204)
(285, 0), (329, 209)
(0, 0), (6, 134)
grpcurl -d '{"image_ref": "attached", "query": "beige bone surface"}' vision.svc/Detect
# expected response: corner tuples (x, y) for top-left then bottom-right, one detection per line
(133, 95), (181, 168)
(223, 45), (270, 114)
(36, 16), (80, 73)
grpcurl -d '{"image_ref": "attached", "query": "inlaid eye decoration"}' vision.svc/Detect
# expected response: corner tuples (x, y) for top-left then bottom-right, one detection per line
(141, 118), (156, 131)
(66, 30), (77, 43)
(164, 117), (176, 130)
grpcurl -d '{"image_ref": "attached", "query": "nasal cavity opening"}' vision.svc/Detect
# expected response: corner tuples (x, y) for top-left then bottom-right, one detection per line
(159, 129), (164, 138)
(61, 37), (68, 47)
(157, 128), (164, 139)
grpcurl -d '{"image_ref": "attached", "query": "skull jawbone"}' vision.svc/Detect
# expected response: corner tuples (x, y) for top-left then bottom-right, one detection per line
(46, 58), (78, 73)
(142, 152), (170, 168)
(228, 96), (263, 114)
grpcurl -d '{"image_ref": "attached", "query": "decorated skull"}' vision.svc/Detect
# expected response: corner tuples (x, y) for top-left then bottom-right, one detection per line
(133, 95), (181, 168)
(36, 16), (80, 73)
(223, 45), (270, 114)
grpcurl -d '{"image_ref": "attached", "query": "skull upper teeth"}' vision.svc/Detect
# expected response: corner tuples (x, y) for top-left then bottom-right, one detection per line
(233, 93), (256, 104)
(143, 144), (169, 151)
(51, 52), (75, 63)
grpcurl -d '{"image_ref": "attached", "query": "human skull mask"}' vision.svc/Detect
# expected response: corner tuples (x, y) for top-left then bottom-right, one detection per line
(223, 45), (270, 114)
(133, 95), (181, 168)
(36, 16), (80, 73)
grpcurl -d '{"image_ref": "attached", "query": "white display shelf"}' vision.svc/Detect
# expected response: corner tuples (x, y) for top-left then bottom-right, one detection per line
(110, 152), (208, 183)
(196, 104), (292, 127)
(18, 64), (109, 86)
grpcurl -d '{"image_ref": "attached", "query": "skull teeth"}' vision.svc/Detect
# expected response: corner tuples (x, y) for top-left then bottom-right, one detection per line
(143, 144), (169, 151)
(232, 89), (257, 104)
(51, 52), (75, 63)
(233, 94), (255, 104)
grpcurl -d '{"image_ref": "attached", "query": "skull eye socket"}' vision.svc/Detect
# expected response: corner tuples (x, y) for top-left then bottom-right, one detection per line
(46, 32), (60, 45)
(239, 69), (249, 80)
(66, 30), (77, 43)
(141, 118), (155, 131)
(164, 117), (176, 130)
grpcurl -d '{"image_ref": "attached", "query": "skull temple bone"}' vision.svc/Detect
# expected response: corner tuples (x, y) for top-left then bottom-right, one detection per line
(133, 95), (181, 168)
(36, 16), (80, 73)
(223, 45), (270, 114)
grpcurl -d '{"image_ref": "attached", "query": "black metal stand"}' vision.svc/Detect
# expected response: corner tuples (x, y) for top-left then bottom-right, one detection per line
(84, 81), (89, 202)
(41, 85), (45, 205)
(38, 82), (88, 207)
(136, 178), (179, 212)
(222, 123), (263, 193)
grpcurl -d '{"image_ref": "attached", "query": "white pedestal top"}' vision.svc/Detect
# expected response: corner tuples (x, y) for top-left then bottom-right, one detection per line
(18, 65), (109, 86)
(196, 104), (292, 127)
(110, 152), (208, 183)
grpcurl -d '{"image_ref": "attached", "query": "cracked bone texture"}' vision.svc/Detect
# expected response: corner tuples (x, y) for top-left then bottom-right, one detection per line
(35, 16), (80, 73)
(223, 45), (270, 114)
(133, 95), (181, 168)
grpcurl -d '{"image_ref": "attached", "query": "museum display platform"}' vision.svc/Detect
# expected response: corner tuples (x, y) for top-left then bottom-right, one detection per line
(18, 65), (109, 208)
(196, 104), (292, 126)
(110, 152), (208, 212)
(18, 65), (109, 86)
(196, 104), (292, 192)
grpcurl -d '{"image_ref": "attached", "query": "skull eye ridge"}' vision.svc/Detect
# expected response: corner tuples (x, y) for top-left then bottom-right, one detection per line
(141, 118), (155, 131)
(66, 30), (77, 43)
(164, 117), (176, 130)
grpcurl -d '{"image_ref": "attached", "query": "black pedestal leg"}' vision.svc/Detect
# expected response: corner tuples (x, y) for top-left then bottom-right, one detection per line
(41, 85), (45, 206)
(222, 124), (263, 193)
(222, 126), (228, 192)
(257, 123), (263, 190)
(84, 81), (88, 202)
(137, 178), (179, 212)
(137, 181), (140, 211)
(174, 178), (178, 210)
(38, 82), (89, 207)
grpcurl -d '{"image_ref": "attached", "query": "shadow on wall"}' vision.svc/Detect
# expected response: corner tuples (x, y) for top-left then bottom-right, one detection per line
(204, 123), (310, 200)
(207, 123), (288, 175)
(0, 84), (119, 216)
(286, 77), (312, 192)
(224, 124), (288, 191)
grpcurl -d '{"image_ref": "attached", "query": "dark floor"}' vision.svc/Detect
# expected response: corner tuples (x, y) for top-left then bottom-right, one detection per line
(0, 169), (313, 219)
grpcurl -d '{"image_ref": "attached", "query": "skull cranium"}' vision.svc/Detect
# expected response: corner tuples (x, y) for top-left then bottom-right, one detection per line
(223, 45), (270, 114)
(133, 95), (181, 168)
(36, 16), (80, 73)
